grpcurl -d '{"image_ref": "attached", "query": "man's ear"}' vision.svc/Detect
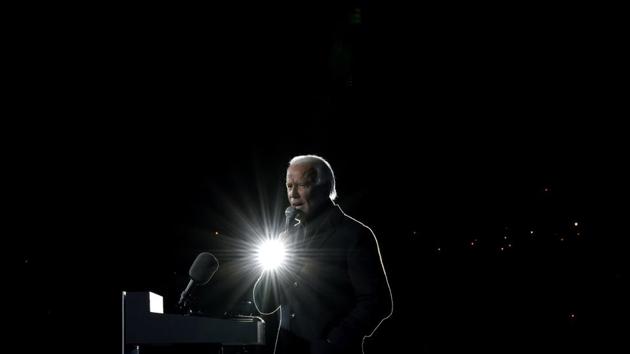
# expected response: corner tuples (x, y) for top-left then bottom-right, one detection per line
(314, 182), (331, 201)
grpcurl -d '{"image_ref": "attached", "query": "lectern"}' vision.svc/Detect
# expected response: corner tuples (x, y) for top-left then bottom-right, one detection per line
(122, 292), (265, 353)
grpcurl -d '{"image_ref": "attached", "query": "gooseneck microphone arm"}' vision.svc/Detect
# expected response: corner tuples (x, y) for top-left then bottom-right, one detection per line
(178, 252), (219, 313)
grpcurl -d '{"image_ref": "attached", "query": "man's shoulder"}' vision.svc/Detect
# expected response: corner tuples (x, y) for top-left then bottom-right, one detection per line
(335, 207), (375, 238)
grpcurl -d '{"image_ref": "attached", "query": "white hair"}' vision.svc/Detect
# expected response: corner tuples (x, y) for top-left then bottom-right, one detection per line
(289, 155), (337, 201)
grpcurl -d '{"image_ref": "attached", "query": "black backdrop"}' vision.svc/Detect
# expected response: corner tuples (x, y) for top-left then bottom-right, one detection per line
(11, 3), (627, 353)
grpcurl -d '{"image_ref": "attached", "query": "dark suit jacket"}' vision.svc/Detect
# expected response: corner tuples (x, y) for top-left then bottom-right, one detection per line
(254, 202), (392, 354)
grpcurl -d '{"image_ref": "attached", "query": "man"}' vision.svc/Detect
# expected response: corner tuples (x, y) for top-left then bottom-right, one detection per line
(253, 155), (393, 354)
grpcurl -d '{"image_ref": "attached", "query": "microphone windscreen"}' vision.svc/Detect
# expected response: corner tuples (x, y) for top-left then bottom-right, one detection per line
(189, 252), (219, 285)
(285, 206), (298, 218)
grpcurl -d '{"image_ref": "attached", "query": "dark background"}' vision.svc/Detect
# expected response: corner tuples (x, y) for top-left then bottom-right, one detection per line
(11, 2), (627, 353)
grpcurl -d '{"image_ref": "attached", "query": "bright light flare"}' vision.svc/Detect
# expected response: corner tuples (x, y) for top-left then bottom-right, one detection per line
(256, 239), (287, 271)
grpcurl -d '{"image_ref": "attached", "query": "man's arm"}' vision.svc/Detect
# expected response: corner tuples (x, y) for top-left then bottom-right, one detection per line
(326, 228), (393, 346)
(252, 271), (283, 315)
(252, 231), (289, 315)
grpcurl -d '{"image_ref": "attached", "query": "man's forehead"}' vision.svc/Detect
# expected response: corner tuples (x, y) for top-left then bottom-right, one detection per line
(286, 164), (316, 181)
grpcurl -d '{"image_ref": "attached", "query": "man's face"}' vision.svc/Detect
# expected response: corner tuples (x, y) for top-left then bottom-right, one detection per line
(286, 163), (326, 219)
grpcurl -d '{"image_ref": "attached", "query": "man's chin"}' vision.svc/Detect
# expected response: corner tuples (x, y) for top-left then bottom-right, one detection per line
(293, 205), (308, 216)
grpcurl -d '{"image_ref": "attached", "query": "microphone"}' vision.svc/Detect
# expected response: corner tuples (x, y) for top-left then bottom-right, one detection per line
(285, 206), (303, 232)
(178, 252), (219, 311)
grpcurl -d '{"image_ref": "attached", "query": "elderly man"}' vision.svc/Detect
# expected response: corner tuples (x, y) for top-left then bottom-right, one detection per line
(254, 155), (392, 354)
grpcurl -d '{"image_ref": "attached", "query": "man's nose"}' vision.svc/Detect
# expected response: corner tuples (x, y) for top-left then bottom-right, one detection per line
(289, 185), (299, 198)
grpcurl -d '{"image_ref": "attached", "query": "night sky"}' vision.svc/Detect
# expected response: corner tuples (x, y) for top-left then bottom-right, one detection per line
(12, 3), (627, 353)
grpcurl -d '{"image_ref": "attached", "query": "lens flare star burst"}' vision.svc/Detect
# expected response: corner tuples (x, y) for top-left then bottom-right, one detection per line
(256, 239), (287, 271)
